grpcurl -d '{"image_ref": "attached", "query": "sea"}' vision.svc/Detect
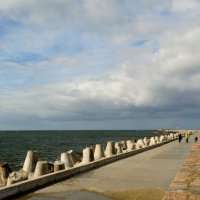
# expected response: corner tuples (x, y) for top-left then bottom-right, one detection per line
(0, 130), (157, 171)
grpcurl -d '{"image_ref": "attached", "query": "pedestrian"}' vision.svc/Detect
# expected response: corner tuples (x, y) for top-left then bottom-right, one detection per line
(195, 136), (198, 143)
(178, 133), (182, 143)
(185, 132), (190, 143)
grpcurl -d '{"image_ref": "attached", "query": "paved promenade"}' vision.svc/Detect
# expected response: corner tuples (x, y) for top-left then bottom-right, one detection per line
(163, 133), (200, 200)
(18, 133), (199, 200)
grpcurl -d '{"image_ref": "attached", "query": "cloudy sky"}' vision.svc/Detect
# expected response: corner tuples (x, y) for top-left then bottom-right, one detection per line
(0, 0), (200, 130)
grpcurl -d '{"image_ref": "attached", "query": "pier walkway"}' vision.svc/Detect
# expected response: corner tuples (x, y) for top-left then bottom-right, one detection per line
(18, 133), (199, 200)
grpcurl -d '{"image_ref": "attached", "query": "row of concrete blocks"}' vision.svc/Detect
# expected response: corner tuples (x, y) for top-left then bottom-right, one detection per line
(0, 136), (179, 200)
(2, 133), (178, 187)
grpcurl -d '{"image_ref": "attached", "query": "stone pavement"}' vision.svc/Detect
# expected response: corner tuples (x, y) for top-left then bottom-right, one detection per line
(18, 132), (199, 200)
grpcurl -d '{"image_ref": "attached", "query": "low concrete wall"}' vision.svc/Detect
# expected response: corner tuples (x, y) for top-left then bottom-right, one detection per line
(0, 138), (177, 200)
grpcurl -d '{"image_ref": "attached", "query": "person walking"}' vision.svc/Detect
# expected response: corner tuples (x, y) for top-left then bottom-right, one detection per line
(178, 133), (182, 143)
(185, 132), (190, 143)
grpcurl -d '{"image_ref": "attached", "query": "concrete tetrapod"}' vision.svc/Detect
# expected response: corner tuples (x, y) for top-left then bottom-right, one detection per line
(7, 170), (28, 186)
(170, 133), (177, 139)
(155, 136), (160, 143)
(23, 150), (39, 174)
(6, 150), (37, 185)
(67, 150), (81, 165)
(34, 161), (49, 178)
(126, 140), (135, 152)
(120, 140), (127, 150)
(135, 139), (146, 149)
(94, 144), (105, 161)
(54, 161), (65, 172)
(159, 135), (165, 142)
(5, 150), (38, 185)
(143, 137), (150, 146)
(82, 147), (94, 164)
(0, 163), (12, 186)
(61, 152), (74, 169)
(105, 141), (115, 157)
(149, 137), (156, 146)
(164, 135), (168, 141)
(115, 142), (123, 154)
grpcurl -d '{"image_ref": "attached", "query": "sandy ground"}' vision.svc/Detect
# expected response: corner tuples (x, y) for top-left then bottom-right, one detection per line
(101, 188), (165, 200)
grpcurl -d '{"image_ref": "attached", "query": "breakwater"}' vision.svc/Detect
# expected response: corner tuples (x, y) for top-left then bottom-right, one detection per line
(0, 130), (157, 170)
(0, 133), (179, 199)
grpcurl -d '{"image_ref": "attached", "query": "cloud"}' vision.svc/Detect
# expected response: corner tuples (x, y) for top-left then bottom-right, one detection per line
(172, 0), (200, 12)
(155, 28), (200, 82)
(1, 0), (200, 129)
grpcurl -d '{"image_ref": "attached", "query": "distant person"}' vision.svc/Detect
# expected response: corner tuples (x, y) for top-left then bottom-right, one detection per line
(195, 137), (198, 143)
(178, 133), (182, 143)
(185, 132), (190, 143)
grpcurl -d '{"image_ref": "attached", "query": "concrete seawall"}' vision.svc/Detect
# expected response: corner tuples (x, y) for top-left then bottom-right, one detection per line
(0, 138), (177, 199)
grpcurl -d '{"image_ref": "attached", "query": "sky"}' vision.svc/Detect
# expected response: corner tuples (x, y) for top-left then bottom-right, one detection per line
(0, 0), (200, 130)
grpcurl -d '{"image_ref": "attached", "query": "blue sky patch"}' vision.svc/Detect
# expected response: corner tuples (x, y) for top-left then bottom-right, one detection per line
(131, 39), (148, 47)
(7, 53), (46, 64)
(160, 10), (171, 17)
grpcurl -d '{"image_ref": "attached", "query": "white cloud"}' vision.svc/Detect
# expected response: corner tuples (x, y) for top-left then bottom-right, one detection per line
(155, 28), (200, 81)
(172, 0), (200, 12)
(1, 0), (200, 129)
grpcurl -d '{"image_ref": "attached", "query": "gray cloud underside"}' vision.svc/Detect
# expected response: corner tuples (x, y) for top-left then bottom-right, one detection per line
(0, 0), (200, 129)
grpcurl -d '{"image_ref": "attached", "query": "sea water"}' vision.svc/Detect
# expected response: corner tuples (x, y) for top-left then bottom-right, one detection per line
(0, 130), (156, 170)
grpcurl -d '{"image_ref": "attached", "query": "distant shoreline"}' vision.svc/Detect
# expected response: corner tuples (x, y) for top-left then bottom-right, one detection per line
(155, 129), (199, 134)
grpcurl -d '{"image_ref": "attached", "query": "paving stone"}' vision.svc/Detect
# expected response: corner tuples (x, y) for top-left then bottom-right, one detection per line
(162, 191), (189, 200)
(174, 172), (193, 182)
(188, 194), (200, 200)
(190, 179), (200, 190)
(170, 181), (188, 190)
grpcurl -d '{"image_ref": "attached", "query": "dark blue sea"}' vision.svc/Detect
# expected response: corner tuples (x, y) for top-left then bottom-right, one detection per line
(0, 130), (157, 170)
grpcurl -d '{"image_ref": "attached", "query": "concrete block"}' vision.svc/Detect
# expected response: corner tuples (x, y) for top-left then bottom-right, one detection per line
(23, 150), (39, 174)
(34, 161), (49, 178)
(61, 152), (74, 169)
(67, 150), (82, 165)
(136, 139), (146, 149)
(53, 161), (65, 172)
(115, 142), (123, 154)
(126, 140), (135, 151)
(82, 147), (94, 164)
(149, 137), (156, 145)
(105, 141), (115, 157)
(94, 144), (105, 160)
(0, 163), (12, 186)
(7, 170), (28, 186)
